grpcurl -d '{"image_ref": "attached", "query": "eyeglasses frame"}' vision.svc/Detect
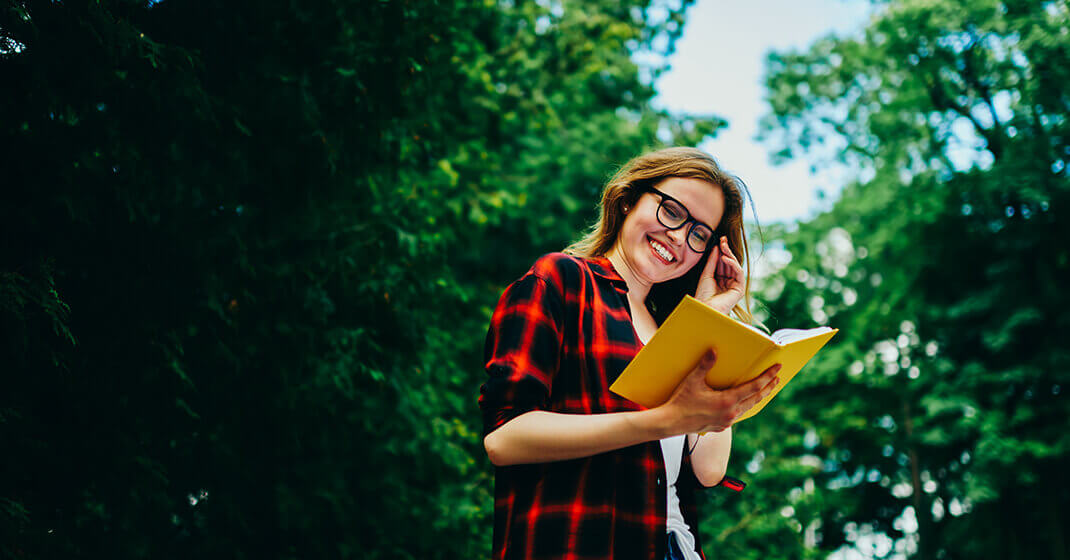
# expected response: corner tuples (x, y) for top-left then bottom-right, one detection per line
(643, 186), (717, 254)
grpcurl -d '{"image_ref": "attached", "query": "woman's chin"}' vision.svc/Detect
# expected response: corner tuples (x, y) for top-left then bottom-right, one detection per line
(641, 255), (684, 283)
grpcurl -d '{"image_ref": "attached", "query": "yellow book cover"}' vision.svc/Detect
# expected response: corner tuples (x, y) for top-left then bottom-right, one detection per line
(610, 295), (838, 422)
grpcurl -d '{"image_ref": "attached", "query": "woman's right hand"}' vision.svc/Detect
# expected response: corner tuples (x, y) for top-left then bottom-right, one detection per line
(655, 350), (781, 434)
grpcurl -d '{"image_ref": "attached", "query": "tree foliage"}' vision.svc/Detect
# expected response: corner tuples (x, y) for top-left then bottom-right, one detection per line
(715, 0), (1070, 558)
(0, 0), (719, 558)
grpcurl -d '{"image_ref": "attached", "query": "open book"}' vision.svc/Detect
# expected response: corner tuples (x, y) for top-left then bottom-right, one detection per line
(610, 295), (838, 422)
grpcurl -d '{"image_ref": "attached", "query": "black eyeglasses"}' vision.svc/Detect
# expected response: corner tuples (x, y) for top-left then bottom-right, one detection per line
(646, 187), (716, 253)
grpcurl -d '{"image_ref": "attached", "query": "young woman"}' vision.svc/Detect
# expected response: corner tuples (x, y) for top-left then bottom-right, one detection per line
(479, 147), (781, 560)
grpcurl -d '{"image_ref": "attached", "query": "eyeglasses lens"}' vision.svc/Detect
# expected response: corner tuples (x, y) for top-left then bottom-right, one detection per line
(657, 199), (687, 227)
(688, 226), (713, 253)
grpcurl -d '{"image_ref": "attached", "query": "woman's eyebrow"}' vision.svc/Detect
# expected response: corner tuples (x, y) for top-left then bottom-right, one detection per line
(688, 202), (719, 229)
(691, 208), (716, 229)
(659, 188), (716, 228)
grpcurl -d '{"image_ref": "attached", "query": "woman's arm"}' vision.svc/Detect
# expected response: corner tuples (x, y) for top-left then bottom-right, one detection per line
(687, 428), (732, 487)
(484, 351), (779, 466)
(484, 408), (667, 466)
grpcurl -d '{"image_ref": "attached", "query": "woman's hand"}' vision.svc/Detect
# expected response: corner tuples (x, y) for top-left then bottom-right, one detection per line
(654, 350), (780, 434)
(695, 236), (745, 316)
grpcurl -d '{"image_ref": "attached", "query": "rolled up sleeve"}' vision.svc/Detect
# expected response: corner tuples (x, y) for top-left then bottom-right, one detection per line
(479, 273), (564, 437)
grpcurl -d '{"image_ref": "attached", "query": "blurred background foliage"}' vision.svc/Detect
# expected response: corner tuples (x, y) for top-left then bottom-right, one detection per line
(0, 0), (1066, 559)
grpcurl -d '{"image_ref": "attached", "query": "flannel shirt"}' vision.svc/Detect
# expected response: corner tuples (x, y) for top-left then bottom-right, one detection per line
(479, 253), (709, 560)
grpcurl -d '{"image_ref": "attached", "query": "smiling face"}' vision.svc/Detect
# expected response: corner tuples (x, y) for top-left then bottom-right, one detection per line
(610, 176), (726, 288)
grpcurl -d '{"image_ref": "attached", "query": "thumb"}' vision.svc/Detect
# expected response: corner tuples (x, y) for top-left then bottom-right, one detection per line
(703, 246), (720, 277)
(691, 349), (716, 377)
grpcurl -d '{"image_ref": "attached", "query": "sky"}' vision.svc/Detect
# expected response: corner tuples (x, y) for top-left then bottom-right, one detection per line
(653, 0), (874, 224)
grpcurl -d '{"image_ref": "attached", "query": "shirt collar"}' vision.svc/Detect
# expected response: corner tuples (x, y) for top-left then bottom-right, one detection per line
(587, 256), (629, 292)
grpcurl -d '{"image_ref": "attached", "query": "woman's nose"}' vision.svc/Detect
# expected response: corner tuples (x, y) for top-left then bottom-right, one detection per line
(665, 226), (687, 247)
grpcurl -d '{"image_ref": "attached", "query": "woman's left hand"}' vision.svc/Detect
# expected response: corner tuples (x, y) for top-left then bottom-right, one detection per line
(695, 236), (745, 316)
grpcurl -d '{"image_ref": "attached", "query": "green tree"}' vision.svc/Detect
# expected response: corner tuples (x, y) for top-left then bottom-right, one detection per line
(1, 0), (720, 558)
(706, 0), (1070, 558)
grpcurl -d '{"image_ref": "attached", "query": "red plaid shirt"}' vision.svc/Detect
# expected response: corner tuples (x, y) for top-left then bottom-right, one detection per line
(480, 253), (709, 560)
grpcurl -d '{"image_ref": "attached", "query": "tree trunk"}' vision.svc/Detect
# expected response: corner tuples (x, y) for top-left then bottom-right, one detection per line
(902, 398), (934, 559)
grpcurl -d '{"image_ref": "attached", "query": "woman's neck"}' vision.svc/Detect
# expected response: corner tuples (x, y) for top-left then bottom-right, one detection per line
(605, 247), (652, 303)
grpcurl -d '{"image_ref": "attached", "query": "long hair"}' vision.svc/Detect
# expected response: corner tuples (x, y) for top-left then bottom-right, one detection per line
(565, 147), (759, 325)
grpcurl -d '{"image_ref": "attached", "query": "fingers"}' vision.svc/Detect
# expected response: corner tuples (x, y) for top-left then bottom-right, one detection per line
(718, 259), (743, 290)
(715, 257), (730, 284)
(719, 236), (735, 261)
(734, 375), (780, 416)
(713, 236), (743, 288)
(671, 356), (778, 433)
(712, 366), (780, 426)
(727, 364), (782, 401)
(718, 237), (741, 267)
(702, 245), (720, 277)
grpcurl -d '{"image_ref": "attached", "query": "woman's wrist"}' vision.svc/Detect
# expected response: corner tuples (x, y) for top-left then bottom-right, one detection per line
(630, 406), (676, 441)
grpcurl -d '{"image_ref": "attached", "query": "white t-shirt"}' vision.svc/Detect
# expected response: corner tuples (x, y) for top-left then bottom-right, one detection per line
(660, 435), (703, 560)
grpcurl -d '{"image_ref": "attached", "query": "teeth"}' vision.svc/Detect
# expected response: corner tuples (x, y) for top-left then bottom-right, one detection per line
(649, 239), (675, 262)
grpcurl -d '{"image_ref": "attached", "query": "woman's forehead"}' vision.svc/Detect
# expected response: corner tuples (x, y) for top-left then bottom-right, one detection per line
(654, 177), (725, 225)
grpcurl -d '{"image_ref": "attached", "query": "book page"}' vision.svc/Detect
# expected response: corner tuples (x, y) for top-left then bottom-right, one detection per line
(771, 327), (834, 346)
(739, 320), (775, 341)
(733, 328), (839, 422)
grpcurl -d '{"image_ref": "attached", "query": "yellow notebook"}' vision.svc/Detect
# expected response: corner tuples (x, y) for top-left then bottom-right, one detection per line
(610, 295), (838, 422)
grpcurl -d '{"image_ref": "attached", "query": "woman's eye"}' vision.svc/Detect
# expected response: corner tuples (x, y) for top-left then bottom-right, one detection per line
(664, 204), (684, 220)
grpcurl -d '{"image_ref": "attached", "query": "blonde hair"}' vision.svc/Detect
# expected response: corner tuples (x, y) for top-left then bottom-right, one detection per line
(565, 147), (758, 325)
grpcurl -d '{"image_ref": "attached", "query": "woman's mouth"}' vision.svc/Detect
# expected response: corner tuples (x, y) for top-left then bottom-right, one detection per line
(647, 236), (676, 264)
